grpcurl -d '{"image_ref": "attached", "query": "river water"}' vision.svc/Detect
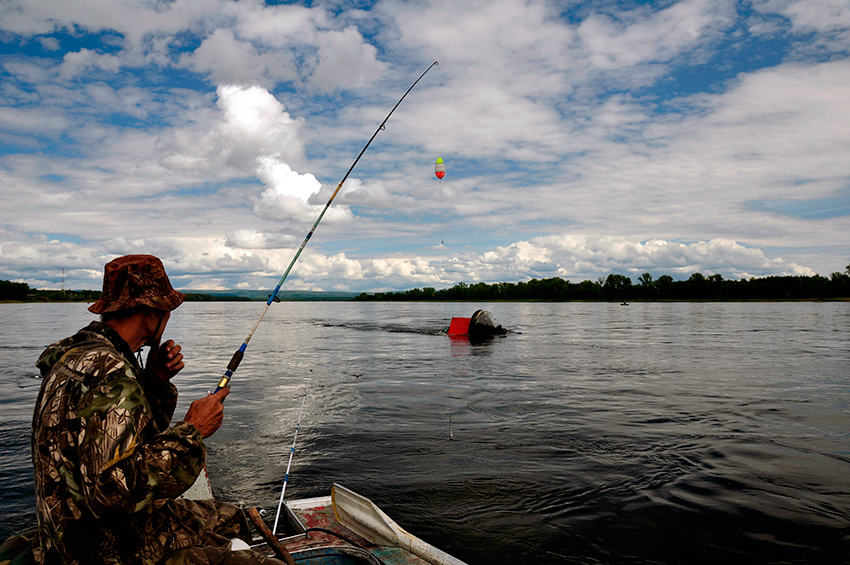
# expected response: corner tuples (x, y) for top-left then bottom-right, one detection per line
(1, 301), (848, 564)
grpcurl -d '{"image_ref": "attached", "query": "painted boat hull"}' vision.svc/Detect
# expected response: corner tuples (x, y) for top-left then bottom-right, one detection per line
(255, 486), (466, 565)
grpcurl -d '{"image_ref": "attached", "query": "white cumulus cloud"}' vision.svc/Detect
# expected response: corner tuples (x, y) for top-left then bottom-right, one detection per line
(158, 84), (305, 173)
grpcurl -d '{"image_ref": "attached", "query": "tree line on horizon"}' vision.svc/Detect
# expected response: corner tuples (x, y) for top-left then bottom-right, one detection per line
(355, 266), (850, 302)
(5, 265), (850, 303)
(0, 280), (249, 303)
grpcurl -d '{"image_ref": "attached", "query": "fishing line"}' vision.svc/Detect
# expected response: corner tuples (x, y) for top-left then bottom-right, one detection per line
(214, 61), (439, 393)
(441, 179), (447, 288)
(440, 175), (444, 247)
(272, 369), (311, 535)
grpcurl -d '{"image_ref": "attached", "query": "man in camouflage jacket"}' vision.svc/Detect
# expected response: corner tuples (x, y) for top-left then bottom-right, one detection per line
(30, 255), (283, 565)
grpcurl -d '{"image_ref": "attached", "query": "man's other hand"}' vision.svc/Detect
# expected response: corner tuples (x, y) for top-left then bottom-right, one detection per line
(146, 339), (184, 382)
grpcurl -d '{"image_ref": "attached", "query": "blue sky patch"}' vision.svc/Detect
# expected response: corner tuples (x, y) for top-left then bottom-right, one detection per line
(747, 189), (850, 220)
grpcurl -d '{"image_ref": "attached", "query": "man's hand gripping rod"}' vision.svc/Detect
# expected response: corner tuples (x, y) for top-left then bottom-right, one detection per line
(215, 61), (439, 392)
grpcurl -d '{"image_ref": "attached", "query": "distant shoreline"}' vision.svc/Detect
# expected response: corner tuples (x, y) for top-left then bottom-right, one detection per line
(0, 288), (360, 303)
(353, 274), (850, 302)
(4, 272), (850, 303)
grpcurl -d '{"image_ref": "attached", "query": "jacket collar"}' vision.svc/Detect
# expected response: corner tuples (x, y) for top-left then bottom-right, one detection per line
(83, 321), (142, 371)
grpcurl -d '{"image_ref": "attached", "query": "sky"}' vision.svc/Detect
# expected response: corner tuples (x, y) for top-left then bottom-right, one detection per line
(1, 0), (849, 292)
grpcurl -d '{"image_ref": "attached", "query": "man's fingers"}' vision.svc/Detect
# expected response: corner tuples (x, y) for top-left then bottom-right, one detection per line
(145, 339), (184, 382)
(160, 340), (181, 358)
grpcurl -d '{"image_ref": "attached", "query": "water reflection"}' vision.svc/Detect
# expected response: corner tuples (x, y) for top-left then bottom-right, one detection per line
(448, 333), (504, 355)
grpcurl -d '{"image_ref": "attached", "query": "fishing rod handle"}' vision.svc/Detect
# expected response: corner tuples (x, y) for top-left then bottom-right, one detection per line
(214, 345), (246, 392)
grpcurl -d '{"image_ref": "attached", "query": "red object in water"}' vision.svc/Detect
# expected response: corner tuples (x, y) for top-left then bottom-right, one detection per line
(447, 317), (470, 335)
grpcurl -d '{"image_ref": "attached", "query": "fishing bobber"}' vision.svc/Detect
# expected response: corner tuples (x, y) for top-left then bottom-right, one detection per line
(435, 157), (445, 180)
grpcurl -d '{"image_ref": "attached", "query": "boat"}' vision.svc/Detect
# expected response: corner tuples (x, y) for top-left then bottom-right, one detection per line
(183, 473), (467, 565)
(250, 484), (467, 565)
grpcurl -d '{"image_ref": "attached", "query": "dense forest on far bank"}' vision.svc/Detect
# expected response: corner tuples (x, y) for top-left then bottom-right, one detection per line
(356, 268), (850, 302)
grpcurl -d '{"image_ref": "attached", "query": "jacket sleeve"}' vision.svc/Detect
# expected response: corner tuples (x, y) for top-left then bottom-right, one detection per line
(76, 371), (206, 517)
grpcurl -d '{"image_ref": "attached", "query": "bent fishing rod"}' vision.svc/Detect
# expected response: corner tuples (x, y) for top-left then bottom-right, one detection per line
(215, 60), (439, 393)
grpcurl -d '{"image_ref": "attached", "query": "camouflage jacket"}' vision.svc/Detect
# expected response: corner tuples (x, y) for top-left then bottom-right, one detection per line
(32, 322), (207, 565)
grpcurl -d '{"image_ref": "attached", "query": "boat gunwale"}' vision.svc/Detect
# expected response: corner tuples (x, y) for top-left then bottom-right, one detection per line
(248, 487), (466, 565)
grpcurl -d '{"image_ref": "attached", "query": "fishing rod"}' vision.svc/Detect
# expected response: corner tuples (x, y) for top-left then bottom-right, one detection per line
(214, 60), (439, 393)
(271, 369), (311, 535)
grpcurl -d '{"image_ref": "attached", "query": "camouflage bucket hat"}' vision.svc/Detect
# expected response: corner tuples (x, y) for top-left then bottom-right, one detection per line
(88, 254), (186, 314)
